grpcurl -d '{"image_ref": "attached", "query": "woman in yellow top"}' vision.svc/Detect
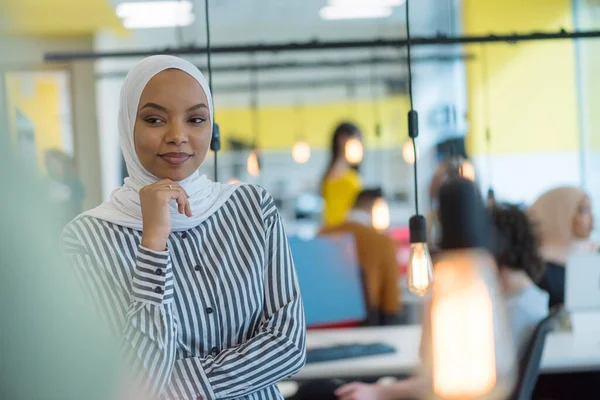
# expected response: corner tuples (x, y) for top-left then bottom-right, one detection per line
(321, 122), (363, 226)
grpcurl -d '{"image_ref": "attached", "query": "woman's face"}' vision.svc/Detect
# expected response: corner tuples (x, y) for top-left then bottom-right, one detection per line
(134, 69), (211, 182)
(573, 196), (594, 239)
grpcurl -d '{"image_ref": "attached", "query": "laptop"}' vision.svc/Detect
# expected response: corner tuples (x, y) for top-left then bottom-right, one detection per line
(565, 253), (600, 311)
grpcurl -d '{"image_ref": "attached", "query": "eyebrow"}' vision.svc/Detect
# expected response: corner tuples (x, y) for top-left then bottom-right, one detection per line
(139, 102), (208, 113)
(186, 103), (209, 112)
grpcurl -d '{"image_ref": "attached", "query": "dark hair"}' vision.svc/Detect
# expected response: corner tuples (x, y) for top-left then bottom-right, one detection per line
(354, 188), (384, 209)
(320, 122), (361, 193)
(492, 204), (545, 282)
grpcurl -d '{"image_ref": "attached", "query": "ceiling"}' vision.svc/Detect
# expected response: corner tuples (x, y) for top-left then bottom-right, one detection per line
(1, 0), (123, 36)
(1, 0), (455, 38)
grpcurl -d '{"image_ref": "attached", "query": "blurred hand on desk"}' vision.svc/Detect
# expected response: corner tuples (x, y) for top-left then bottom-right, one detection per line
(335, 382), (387, 400)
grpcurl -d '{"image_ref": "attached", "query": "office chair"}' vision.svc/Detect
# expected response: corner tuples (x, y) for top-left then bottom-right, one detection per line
(509, 306), (563, 400)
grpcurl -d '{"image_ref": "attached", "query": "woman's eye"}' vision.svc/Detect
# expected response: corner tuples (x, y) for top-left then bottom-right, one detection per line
(189, 117), (206, 124)
(144, 117), (164, 125)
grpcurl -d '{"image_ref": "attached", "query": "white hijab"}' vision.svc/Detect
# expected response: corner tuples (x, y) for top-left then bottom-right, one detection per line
(84, 55), (239, 232)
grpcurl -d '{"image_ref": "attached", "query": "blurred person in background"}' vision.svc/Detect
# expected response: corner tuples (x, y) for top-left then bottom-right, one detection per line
(491, 204), (549, 355)
(320, 188), (402, 326)
(321, 122), (363, 227)
(426, 156), (471, 252)
(334, 186), (547, 400)
(61, 55), (305, 399)
(45, 148), (85, 227)
(0, 142), (124, 399)
(528, 187), (597, 307)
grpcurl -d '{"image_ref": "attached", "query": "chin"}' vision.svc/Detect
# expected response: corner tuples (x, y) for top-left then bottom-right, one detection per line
(156, 168), (196, 182)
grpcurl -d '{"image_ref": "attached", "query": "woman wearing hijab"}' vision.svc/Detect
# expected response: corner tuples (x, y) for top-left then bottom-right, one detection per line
(62, 55), (306, 399)
(528, 186), (597, 307)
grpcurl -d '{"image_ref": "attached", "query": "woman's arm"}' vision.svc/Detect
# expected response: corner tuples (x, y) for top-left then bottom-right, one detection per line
(62, 220), (179, 397)
(335, 377), (426, 400)
(167, 195), (307, 399)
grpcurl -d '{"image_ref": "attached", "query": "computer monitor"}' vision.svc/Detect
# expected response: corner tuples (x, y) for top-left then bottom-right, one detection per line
(288, 233), (367, 328)
(566, 253), (600, 311)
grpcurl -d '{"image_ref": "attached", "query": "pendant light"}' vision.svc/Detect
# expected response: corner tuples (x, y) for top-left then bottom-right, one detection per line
(344, 79), (364, 165)
(292, 141), (311, 164)
(292, 101), (311, 164)
(247, 53), (261, 177)
(402, 140), (419, 164)
(368, 50), (389, 231)
(370, 48), (386, 179)
(481, 44), (494, 207)
(404, 0), (433, 297)
(345, 137), (364, 165)
(203, 0), (220, 182)
(459, 159), (475, 181)
(370, 49), (383, 141)
(422, 178), (516, 400)
(372, 197), (390, 231)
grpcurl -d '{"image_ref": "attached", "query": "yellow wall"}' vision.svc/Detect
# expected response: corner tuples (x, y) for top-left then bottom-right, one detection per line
(577, 0), (600, 150)
(5, 74), (64, 172)
(1, 0), (123, 36)
(464, 0), (579, 155)
(214, 95), (410, 151)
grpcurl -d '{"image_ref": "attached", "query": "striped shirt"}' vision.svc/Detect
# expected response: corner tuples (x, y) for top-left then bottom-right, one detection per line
(61, 185), (306, 399)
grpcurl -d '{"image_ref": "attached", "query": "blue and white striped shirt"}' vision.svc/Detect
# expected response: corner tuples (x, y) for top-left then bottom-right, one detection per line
(62, 185), (306, 399)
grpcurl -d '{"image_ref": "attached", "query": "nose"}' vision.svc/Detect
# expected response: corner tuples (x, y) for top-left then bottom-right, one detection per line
(165, 121), (189, 145)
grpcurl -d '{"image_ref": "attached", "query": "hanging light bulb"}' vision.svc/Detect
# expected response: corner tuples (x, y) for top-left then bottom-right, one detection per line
(345, 137), (363, 164)
(292, 141), (311, 164)
(247, 151), (260, 177)
(422, 178), (516, 400)
(406, 215), (433, 296)
(402, 141), (419, 164)
(404, 0), (432, 297)
(460, 159), (475, 181)
(372, 197), (390, 231)
(227, 178), (241, 184)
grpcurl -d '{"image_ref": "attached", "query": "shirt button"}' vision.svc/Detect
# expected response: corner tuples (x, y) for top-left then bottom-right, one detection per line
(206, 307), (213, 314)
(154, 287), (163, 294)
(182, 232), (188, 239)
(211, 346), (218, 354)
(194, 265), (201, 271)
(155, 269), (163, 276)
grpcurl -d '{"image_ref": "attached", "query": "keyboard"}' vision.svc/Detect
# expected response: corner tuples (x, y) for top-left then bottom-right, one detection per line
(306, 342), (397, 364)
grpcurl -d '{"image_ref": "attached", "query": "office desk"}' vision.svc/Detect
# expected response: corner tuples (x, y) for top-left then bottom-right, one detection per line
(295, 324), (600, 380)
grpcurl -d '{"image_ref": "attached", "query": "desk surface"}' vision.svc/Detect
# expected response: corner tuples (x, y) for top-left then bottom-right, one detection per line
(296, 324), (600, 380)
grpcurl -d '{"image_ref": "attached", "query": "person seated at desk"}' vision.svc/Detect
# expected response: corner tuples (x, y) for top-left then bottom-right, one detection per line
(528, 187), (597, 308)
(319, 188), (402, 326)
(334, 203), (549, 400)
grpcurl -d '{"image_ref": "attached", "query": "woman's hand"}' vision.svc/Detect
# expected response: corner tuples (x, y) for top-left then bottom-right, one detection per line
(335, 382), (386, 400)
(140, 179), (191, 251)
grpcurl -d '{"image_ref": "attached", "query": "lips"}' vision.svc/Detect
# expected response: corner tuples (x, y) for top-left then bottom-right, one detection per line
(159, 152), (192, 166)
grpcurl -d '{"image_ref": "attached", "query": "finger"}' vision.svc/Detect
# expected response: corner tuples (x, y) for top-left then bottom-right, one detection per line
(155, 178), (174, 189)
(164, 182), (189, 198)
(175, 192), (188, 215)
(174, 187), (192, 216)
(335, 383), (359, 396)
(161, 187), (187, 215)
(338, 395), (357, 400)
